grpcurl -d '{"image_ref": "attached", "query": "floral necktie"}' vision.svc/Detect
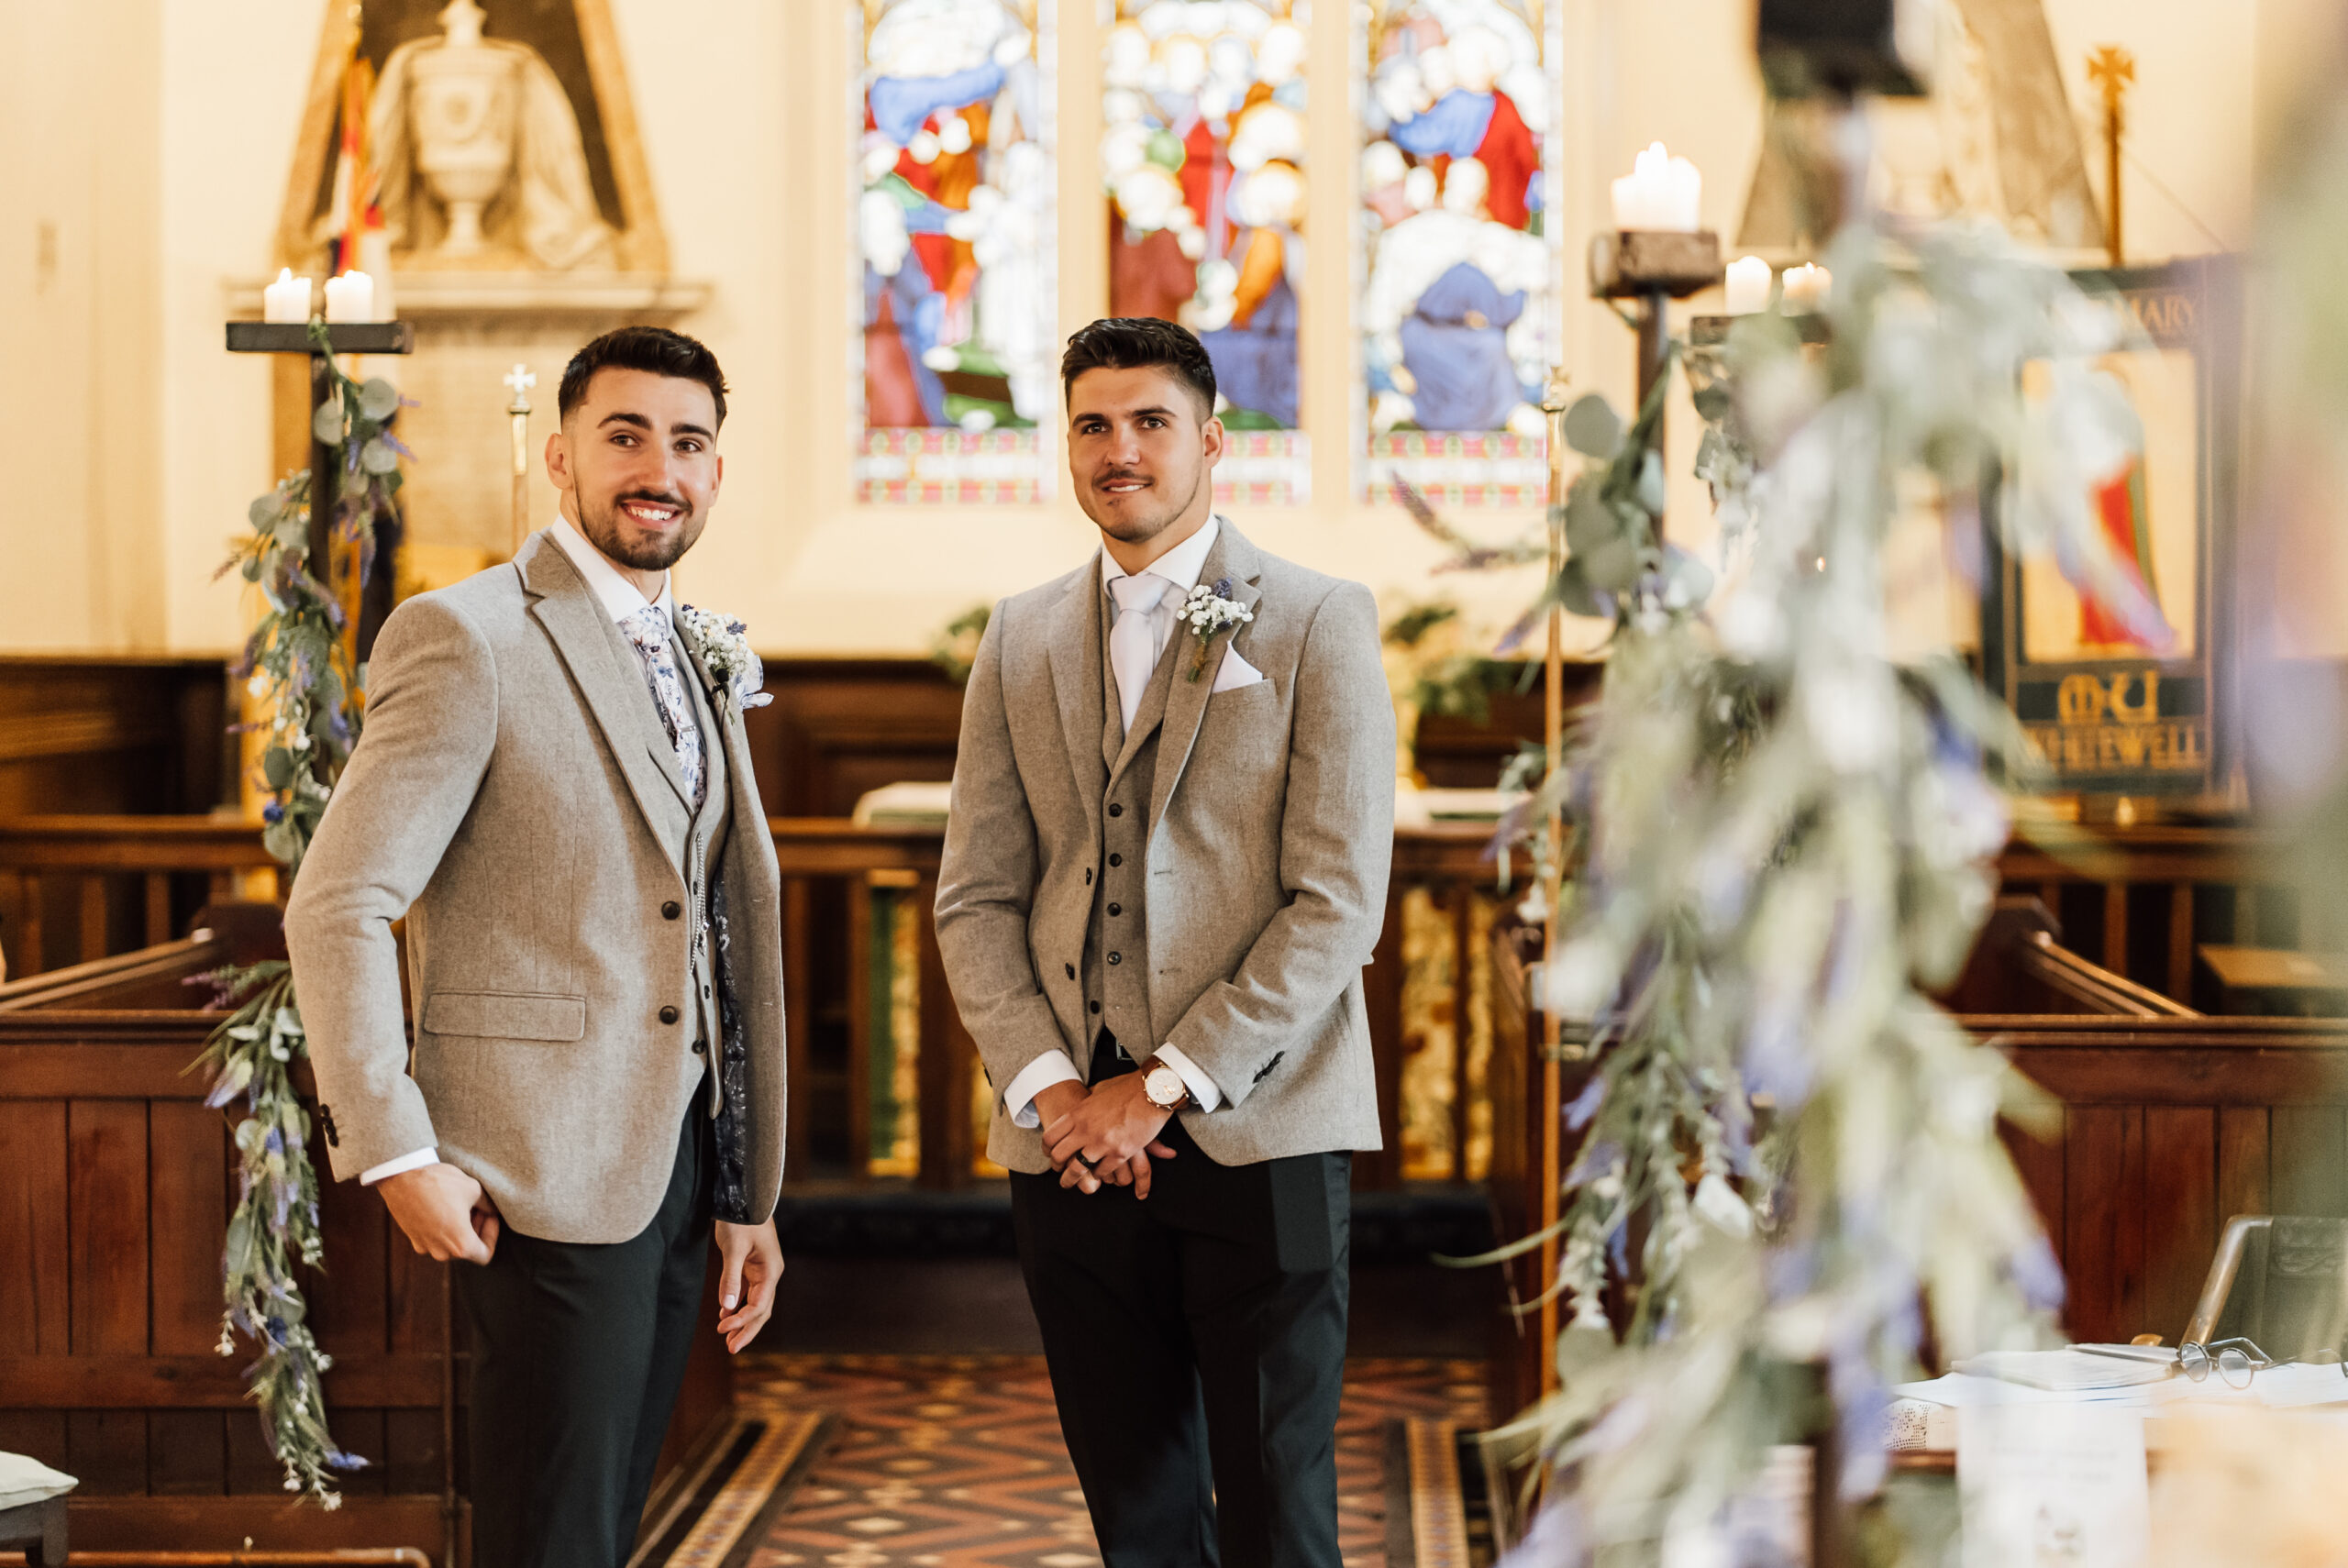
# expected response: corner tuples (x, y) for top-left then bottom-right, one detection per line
(620, 604), (705, 810)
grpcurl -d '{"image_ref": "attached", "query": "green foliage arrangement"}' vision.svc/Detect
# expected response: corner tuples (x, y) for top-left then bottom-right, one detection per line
(1423, 216), (2165, 1560)
(930, 602), (993, 685)
(193, 321), (409, 1505)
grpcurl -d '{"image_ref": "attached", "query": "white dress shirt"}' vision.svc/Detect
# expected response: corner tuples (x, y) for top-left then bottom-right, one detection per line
(1002, 516), (1227, 1128)
(358, 517), (675, 1187)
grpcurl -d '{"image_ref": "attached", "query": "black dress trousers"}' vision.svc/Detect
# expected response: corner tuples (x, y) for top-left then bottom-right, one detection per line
(456, 1101), (714, 1568)
(1009, 1038), (1351, 1568)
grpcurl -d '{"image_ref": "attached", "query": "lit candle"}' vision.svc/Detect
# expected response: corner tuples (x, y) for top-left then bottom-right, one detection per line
(323, 271), (376, 324)
(1610, 142), (1703, 232)
(1780, 262), (1832, 312)
(262, 268), (313, 324)
(1723, 255), (1772, 315)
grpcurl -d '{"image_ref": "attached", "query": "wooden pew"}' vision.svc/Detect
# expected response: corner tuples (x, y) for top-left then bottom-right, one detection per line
(0, 918), (733, 1559)
(1480, 908), (2348, 1425)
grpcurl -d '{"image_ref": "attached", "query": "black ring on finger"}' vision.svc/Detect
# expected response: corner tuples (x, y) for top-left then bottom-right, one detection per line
(1076, 1152), (1098, 1171)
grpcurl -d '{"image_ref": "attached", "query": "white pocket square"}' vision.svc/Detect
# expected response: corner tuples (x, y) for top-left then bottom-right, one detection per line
(1211, 649), (1267, 694)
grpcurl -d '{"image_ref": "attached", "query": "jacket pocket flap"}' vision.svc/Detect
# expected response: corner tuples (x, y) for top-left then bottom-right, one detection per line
(422, 990), (587, 1042)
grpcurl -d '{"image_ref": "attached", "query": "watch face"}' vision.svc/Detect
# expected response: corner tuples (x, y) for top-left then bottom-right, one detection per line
(1146, 1066), (1184, 1108)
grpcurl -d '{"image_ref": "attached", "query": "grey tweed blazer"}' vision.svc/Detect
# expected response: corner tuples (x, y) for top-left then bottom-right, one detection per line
(282, 531), (787, 1244)
(935, 521), (1394, 1173)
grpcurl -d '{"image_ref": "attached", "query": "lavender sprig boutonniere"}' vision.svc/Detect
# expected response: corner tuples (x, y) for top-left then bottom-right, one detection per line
(678, 605), (773, 717)
(1180, 578), (1254, 681)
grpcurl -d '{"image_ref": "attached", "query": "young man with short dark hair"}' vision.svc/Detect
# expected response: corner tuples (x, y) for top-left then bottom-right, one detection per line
(286, 325), (788, 1568)
(936, 317), (1395, 1568)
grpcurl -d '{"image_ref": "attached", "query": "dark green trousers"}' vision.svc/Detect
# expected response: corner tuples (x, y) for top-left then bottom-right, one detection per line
(457, 1104), (712, 1568)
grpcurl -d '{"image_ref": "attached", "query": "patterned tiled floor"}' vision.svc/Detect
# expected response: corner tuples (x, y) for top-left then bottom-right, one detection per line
(727, 1355), (1488, 1568)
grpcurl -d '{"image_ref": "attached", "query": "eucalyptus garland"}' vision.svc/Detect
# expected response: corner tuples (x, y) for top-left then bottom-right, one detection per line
(192, 322), (411, 1505)
(1423, 215), (2164, 1561)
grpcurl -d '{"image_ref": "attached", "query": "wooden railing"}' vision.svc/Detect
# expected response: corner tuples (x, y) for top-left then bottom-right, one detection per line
(0, 815), (1525, 1193)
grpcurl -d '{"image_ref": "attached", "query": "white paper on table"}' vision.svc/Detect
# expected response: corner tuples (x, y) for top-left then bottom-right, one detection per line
(2157, 1360), (2348, 1409)
(1958, 1402), (2148, 1568)
(1950, 1348), (2176, 1391)
(1892, 1373), (2157, 1409)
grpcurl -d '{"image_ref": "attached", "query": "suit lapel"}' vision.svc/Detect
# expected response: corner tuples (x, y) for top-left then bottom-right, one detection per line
(679, 634), (740, 825)
(520, 533), (684, 873)
(1148, 521), (1264, 839)
(1044, 560), (1107, 845)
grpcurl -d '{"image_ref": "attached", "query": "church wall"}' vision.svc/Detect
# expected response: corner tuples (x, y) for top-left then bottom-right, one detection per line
(0, 0), (2308, 661)
(0, 0), (165, 652)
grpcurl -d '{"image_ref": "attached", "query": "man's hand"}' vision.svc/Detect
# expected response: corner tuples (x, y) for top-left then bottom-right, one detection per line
(714, 1219), (783, 1353)
(378, 1163), (499, 1264)
(1030, 1077), (1090, 1139)
(1045, 1072), (1177, 1197)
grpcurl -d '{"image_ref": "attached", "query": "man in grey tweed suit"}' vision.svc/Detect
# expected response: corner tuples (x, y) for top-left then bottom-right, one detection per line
(283, 327), (786, 1568)
(936, 318), (1394, 1568)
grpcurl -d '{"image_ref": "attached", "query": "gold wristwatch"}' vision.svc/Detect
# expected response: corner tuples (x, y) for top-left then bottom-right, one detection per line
(1141, 1055), (1190, 1110)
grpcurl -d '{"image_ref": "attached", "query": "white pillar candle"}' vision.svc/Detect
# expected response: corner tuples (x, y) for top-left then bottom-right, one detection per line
(1780, 262), (1832, 312)
(1610, 142), (1703, 233)
(262, 268), (313, 324)
(1723, 255), (1772, 315)
(323, 271), (376, 324)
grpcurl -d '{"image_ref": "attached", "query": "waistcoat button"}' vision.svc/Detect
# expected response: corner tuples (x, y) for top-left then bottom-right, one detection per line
(1107, 802), (1124, 817)
(659, 1005), (680, 1025)
(1108, 903), (1122, 916)
(692, 1039), (707, 1055)
(1090, 1000), (1102, 1014)
(661, 900), (682, 920)
(1109, 853), (1123, 867)
(1108, 952), (1122, 966)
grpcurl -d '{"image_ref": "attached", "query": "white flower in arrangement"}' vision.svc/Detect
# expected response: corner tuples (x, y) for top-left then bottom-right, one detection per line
(1179, 579), (1254, 680)
(677, 606), (772, 714)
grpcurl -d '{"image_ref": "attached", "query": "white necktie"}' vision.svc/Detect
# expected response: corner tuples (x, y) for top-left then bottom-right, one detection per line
(1108, 573), (1171, 734)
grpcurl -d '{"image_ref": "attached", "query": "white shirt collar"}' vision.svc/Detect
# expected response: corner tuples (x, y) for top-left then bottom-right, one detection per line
(548, 514), (674, 625)
(1100, 513), (1222, 602)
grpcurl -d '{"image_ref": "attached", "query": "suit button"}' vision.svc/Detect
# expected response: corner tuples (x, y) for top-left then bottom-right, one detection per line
(1090, 1001), (1102, 1014)
(1107, 802), (1123, 817)
(1108, 903), (1122, 916)
(659, 1005), (680, 1025)
(692, 1039), (708, 1055)
(1109, 853), (1123, 867)
(1108, 952), (1122, 966)
(662, 900), (681, 920)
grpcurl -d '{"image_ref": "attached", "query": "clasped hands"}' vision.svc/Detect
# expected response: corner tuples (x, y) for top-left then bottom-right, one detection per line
(1033, 1075), (1177, 1198)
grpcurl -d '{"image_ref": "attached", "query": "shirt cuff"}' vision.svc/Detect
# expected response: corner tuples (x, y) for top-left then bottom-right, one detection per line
(1003, 1052), (1082, 1129)
(360, 1147), (440, 1186)
(1153, 1045), (1223, 1112)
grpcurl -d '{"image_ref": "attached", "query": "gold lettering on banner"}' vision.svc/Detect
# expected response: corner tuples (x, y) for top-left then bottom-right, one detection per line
(2124, 291), (2197, 345)
(2021, 719), (2204, 775)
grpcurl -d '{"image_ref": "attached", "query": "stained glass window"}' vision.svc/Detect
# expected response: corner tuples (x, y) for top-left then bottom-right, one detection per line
(1102, 0), (1309, 505)
(1357, 0), (1561, 508)
(856, 0), (1057, 504)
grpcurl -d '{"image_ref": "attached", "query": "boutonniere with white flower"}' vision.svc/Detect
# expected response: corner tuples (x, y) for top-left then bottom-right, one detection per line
(678, 605), (772, 715)
(1180, 578), (1254, 682)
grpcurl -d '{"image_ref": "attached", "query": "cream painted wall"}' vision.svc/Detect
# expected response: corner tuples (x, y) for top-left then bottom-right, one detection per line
(0, 0), (163, 651)
(0, 0), (2301, 657)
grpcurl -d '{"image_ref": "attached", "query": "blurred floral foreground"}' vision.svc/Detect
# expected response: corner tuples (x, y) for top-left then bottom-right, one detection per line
(1415, 56), (2348, 1562)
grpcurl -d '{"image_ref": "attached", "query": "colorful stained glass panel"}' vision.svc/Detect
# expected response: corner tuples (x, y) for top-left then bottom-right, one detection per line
(1357, 0), (1562, 507)
(1104, 0), (1309, 503)
(856, 0), (1057, 504)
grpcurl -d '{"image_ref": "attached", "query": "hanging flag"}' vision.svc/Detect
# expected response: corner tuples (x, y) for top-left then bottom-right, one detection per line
(327, 53), (377, 277)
